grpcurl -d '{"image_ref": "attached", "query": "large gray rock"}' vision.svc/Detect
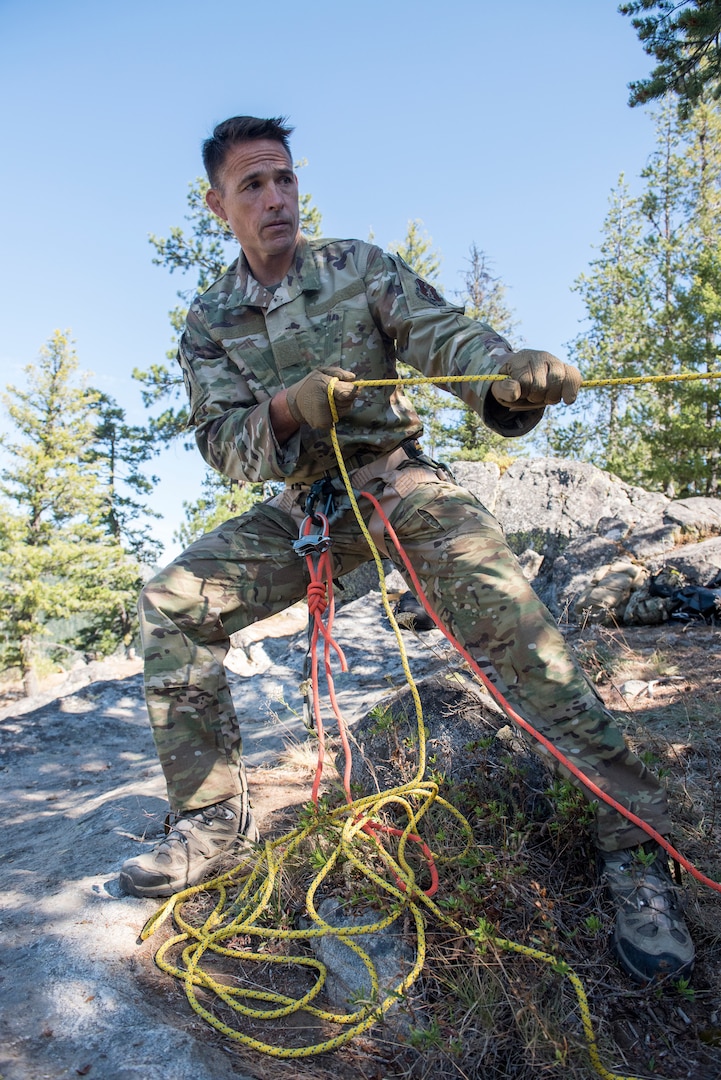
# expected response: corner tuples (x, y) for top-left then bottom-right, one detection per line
(453, 458), (668, 543)
(452, 458), (721, 621)
(666, 497), (721, 537)
(450, 460), (501, 512)
(649, 536), (721, 584)
(303, 897), (416, 1022)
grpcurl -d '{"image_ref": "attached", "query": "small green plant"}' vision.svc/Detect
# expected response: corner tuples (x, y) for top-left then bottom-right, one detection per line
(674, 976), (696, 1001)
(465, 736), (494, 752)
(545, 779), (596, 827)
(634, 847), (659, 868)
(584, 914), (602, 934)
(408, 1017), (443, 1049)
(368, 703), (395, 734)
(309, 846), (328, 870)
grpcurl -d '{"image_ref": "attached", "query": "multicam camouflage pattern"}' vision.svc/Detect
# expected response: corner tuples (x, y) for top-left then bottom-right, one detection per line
(141, 454), (670, 852)
(177, 238), (543, 486)
(141, 237), (671, 852)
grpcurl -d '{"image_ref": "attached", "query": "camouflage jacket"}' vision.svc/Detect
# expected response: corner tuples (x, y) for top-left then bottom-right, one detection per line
(177, 237), (543, 484)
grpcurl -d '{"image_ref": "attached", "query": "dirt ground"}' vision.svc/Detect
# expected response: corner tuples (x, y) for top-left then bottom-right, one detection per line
(1, 610), (720, 1080)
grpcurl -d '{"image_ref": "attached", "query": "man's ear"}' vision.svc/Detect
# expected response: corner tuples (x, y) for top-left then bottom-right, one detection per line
(206, 188), (228, 221)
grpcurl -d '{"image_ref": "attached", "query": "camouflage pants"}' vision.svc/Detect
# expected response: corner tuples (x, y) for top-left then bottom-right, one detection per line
(138, 458), (670, 851)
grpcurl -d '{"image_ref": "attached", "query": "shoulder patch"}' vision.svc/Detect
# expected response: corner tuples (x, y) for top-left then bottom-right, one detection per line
(415, 278), (446, 306)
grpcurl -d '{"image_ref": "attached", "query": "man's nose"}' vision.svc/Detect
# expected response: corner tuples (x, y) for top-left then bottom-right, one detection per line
(265, 182), (284, 208)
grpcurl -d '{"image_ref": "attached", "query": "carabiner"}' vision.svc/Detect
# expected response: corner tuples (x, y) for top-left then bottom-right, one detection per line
(305, 477), (336, 524)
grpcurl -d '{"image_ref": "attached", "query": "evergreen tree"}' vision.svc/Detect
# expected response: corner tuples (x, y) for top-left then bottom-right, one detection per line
(88, 393), (161, 563)
(621, 0), (721, 114)
(447, 244), (521, 462)
(174, 473), (264, 548)
(560, 177), (655, 474)
(0, 333), (143, 693)
(388, 218), (442, 282)
(641, 100), (721, 493)
(559, 99), (721, 495)
(388, 220), (452, 455)
(460, 244), (520, 336)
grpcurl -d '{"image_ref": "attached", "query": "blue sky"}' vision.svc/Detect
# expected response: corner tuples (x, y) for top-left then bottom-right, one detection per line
(0, 0), (658, 560)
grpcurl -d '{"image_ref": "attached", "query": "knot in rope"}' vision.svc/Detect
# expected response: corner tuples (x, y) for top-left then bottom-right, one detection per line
(306, 579), (328, 617)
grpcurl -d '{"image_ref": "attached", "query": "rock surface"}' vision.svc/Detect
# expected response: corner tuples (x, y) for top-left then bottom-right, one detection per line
(453, 457), (721, 622)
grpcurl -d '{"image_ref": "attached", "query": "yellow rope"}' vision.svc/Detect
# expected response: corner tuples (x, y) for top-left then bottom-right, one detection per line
(140, 366), (706, 1077)
(350, 369), (721, 389)
(580, 370), (721, 388)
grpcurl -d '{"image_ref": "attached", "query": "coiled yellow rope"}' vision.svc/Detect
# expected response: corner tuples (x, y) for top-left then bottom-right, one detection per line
(142, 367), (721, 1076)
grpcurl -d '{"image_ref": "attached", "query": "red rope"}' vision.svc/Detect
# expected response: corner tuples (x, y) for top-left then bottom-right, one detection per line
(302, 525), (440, 896)
(359, 488), (721, 897)
(304, 543), (348, 805)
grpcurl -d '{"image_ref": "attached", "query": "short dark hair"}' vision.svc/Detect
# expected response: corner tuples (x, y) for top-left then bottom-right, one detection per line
(202, 115), (294, 189)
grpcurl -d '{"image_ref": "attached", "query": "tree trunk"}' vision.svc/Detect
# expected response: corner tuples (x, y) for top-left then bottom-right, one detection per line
(20, 636), (40, 698)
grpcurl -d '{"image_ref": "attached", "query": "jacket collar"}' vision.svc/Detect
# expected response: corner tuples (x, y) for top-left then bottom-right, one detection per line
(230, 237), (320, 310)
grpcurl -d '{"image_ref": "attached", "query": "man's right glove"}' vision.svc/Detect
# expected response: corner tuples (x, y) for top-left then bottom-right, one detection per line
(285, 366), (358, 430)
(491, 350), (581, 410)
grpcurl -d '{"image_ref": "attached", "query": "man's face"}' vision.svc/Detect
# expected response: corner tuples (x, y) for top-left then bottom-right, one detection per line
(206, 138), (300, 283)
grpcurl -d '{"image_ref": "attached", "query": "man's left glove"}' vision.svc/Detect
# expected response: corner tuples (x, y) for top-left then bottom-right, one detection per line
(491, 350), (581, 410)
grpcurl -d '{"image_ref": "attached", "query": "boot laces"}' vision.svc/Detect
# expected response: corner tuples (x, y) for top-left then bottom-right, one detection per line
(605, 847), (682, 925)
(160, 801), (238, 852)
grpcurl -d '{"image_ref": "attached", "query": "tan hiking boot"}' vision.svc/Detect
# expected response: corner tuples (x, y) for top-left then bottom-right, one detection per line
(119, 794), (259, 898)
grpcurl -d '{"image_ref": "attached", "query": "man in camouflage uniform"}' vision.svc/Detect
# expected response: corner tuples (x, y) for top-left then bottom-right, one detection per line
(120, 115), (694, 983)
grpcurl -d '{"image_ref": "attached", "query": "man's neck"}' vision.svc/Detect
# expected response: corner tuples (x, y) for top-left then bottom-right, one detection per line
(245, 242), (300, 287)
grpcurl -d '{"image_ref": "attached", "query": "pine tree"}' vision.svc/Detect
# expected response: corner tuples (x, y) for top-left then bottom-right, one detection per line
(387, 220), (453, 455)
(559, 100), (721, 495)
(448, 244), (521, 462)
(0, 333), (144, 694)
(88, 393), (161, 563)
(638, 100), (721, 494)
(561, 177), (655, 475)
(174, 473), (264, 548)
(621, 0), (721, 114)
(388, 219), (442, 282)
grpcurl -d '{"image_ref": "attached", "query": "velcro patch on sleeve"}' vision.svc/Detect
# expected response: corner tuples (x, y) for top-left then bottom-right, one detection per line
(415, 278), (447, 307)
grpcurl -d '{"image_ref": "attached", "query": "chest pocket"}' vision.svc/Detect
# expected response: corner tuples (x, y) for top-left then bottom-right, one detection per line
(223, 337), (280, 400)
(272, 311), (346, 386)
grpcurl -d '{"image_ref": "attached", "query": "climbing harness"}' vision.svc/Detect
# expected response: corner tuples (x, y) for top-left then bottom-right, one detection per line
(142, 368), (721, 1079)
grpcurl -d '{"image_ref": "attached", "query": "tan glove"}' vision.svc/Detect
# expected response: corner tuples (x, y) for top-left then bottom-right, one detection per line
(491, 350), (581, 410)
(285, 366), (357, 429)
